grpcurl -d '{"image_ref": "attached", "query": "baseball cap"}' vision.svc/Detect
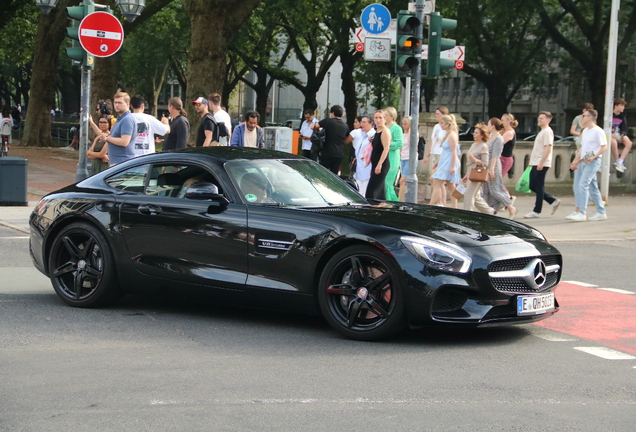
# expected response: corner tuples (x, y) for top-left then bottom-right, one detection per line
(192, 97), (208, 105)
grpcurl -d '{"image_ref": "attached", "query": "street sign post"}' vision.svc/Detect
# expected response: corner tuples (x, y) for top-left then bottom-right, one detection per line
(78, 12), (124, 57)
(360, 3), (391, 35)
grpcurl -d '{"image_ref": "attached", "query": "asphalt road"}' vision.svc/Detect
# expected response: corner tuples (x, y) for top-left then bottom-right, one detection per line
(1, 226), (635, 432)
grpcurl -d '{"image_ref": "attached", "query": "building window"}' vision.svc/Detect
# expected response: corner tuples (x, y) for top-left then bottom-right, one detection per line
(477, 82), (485, 97)
(464, 84), (472, 98)
(548, 73), (558, 99)
(442, 79), (450, 97)
(453, 77), (460, 98)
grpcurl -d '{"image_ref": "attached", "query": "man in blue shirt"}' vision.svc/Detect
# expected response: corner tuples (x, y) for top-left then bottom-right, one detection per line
(98, 92), (135, 166)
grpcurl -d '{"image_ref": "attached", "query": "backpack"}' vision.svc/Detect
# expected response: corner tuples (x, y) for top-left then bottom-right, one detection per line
(417, 136), (426, 160)
(310, 130), (325, 158)
(204, 113), (223, 143)
(0, 118), (11, 136)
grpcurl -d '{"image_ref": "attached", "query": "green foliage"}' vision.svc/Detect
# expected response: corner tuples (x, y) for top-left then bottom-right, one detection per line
(354, 60), (400, 110)
(0, 2), (38, 65)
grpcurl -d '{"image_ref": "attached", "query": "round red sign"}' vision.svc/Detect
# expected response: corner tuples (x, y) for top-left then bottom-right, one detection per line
(455, 60), (464, 70)
(355, 43), (364, 52)
(78, 12), (124, 58)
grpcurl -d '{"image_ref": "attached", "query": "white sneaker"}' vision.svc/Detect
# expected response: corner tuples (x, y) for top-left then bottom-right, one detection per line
(614, 162), (626, 173)
(568, 212), (587, 222)
(524, 212), (540, 219)
(565, 212), (579, 220)
(588, 212), (607, 221)
(551, 199), (561, 215)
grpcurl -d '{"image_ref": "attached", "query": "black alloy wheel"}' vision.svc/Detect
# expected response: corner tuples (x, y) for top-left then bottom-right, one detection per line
(319, 245), (406, 341)
(48, 222), (121, 307)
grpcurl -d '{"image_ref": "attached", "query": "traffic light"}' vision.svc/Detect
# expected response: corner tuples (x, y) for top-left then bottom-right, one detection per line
(427, 11), (457, 76)
(394, 10), (421, 77)
(66, 4), (94, 68)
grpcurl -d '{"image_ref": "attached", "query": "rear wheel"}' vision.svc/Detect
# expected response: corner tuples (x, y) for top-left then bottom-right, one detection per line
(318, 245), (406, 341)
(48, 222), (121, 307)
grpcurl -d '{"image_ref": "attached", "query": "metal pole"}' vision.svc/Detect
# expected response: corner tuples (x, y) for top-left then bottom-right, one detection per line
(326, 72), (331, 112)
(76, 64), (91, 181)
(404, 77), (412, 117)
(601, 0), (620, 202)
(404, 0), (424, 203)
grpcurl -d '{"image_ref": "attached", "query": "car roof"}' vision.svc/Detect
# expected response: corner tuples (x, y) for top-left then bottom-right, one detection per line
(162, 146), (306, 163)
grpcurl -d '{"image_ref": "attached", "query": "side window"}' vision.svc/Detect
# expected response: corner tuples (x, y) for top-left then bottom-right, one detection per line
(145, 164), (224, 199)
(105, 164), (149, 193)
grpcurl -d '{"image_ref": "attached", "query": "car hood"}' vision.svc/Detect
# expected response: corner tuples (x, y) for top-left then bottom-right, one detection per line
(306, 203), (546, 248)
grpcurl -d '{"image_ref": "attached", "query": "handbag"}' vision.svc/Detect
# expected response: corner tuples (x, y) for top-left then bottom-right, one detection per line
(469, 165), (488, 183)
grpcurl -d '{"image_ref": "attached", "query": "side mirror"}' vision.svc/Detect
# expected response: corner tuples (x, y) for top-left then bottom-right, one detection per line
(183, 182), (228, 213)
(344, 178), (359, 192)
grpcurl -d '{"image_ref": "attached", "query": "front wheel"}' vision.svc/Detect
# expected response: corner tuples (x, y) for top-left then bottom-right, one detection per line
(318, 245), (406, 341)
(48, 222), (122, 307)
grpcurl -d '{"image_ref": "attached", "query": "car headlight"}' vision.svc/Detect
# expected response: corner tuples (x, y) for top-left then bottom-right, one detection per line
(401, 236), (472, 274)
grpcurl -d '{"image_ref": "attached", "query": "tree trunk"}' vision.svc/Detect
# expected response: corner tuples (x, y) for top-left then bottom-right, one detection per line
(22, 4), (71, 147)
(91, 56), (119, 111)
(485, 78), (512, 119)
(339, 50), (361, 130)
(183, 0), (261, 139)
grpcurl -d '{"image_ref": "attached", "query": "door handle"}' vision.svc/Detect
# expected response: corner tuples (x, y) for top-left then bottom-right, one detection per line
(137, 204), (162, 216)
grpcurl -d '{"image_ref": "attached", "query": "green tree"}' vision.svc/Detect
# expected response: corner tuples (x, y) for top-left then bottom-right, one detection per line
(450, 0), (554, 118)
(534, 0), (636, 115)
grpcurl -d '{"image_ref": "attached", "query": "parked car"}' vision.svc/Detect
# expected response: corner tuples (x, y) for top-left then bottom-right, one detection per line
(458, 126), (475, 141)
(282, 119), (301, 130)
(522, 134), (563, 142)
(29, 147), (562, 340)
(555, 136), (576, 143)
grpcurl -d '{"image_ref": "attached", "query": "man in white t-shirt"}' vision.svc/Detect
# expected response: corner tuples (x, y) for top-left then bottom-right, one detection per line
(208, 93), (232, 146)
(130, 95), (170, 157)
(347, 115), (375, 196)
(524, 111), (560, 219)
(299, 109), (318, 160)
(566, 109), (607, 222)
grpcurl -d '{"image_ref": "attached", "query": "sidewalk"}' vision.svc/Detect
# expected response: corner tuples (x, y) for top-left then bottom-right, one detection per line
(1, 146), (635, 242)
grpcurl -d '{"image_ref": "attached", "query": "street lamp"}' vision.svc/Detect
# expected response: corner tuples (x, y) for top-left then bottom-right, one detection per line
(116, 0), (146, 22)
(33, 0), (59, 14)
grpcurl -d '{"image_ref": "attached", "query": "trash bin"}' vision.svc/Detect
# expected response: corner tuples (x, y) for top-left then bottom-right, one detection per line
(0, 157), (28, 206)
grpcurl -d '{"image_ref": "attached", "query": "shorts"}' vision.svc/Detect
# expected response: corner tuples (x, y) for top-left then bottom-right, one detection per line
(400, 159), (409, 177)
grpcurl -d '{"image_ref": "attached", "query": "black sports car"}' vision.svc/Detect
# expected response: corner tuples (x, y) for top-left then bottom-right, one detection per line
(29, 147), (562, 340)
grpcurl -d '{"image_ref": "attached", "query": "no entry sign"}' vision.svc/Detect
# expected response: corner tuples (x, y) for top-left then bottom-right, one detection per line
(78, 12), (124, 57)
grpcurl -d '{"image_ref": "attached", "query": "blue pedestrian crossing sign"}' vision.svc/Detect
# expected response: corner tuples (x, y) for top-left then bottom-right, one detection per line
(361, 4), (391, 35)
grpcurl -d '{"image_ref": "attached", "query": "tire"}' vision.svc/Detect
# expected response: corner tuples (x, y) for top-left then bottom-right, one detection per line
(48, 222), (122, 308)
(318, 245), (406, 341)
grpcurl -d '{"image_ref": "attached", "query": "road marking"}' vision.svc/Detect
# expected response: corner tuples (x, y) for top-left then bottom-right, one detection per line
(561, 281), (598, 287)
(534, 333), (578, 342)
(598, 288), (635, 295)
(574, 347), (636, 360)
(0, 236), (29, 240)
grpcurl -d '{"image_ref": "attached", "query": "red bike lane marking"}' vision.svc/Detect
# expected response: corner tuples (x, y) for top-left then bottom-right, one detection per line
(534, 282), (636, 356)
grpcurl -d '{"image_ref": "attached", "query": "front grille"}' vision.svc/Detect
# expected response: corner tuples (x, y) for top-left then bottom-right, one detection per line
(488, 255), (561, 294)
(432, 288), (468, 313)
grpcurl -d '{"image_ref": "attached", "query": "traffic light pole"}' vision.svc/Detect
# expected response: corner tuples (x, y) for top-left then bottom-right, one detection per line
(404, 0), (425, 204)
(77, 64), (92, 181)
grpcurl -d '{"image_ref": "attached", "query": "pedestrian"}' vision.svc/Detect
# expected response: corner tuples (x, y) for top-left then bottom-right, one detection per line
(129, 95), (170, 157)
(162, 97), (190, 151)
(566, 109), (608, 222)
(11, 106), (21, 128)
(570, 103), (594, 151)
(524, 111), (561, 219)
(192, 97), (217, 147)
(610, 98), (631, 173)
(398, 116), (418, 201)
(463, 123), (492, 213)
(481, 118), (518, 219)
(230, 111), (264, 148)
(430, 114), (460, 207)
(97, 92), (135, 166)
(87, 115), (111, 174)
(348, 115), (375, 196)
(1, 106), (13, 152)
(299, 109), (318, 159)
(423, 106), (450, 201)
(568, 103), (593, 215)
(208, 93), (232, 145)
(383, 107), (403, 201)
(365, 110), (392, 200)
(500, 113), (517, 180)
(312, 105), (349, 174)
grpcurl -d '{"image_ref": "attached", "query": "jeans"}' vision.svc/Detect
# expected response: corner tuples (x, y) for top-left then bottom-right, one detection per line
(529, 166), (556, 213)
(575, 157), (605, 214)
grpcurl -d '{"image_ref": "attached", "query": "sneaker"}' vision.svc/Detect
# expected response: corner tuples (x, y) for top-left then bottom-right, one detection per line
(614, 162), (626, 173)
(565, 211), (579, 220)
(568, 212), (587, 222)
(588, 212), (607, 221)
(551, 199), (561, 215)
(524, 212), (540, 219)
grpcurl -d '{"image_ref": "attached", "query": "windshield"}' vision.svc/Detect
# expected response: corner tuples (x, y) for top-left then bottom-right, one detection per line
(225, 159), (368, 207)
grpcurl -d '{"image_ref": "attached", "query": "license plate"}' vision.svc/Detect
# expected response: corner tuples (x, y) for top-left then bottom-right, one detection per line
(517, 293), (555, 316)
